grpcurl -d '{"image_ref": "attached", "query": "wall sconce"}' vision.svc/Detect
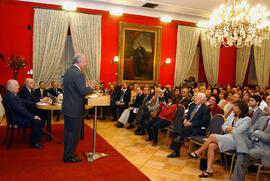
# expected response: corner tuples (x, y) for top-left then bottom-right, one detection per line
(160, 17), (172, 23)
(162, 58), (171, 66)
(111, 56), (119, 64)
(27, 69), (33, 75)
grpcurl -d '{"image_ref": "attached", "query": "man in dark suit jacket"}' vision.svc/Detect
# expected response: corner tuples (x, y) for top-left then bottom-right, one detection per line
(62, 53), (95, 163)
(168, 93), (211, 158)
(4, 80), (43, 148)
(33, 81), (49, 99)
(111, 82), (131, 121)
(20, 78), (50, 128)
(48, 81), (63, 122)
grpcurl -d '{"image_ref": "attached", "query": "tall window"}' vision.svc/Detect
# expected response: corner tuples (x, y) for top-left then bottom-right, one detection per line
(247, 46), (258, 85)
(52, 35), (74, 87)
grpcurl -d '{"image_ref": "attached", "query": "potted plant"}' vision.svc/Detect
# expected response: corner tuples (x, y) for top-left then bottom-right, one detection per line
(0, 54), (27, 80)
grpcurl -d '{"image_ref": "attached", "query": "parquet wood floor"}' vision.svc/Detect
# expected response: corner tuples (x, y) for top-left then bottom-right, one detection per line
(1, 115), (269, 181)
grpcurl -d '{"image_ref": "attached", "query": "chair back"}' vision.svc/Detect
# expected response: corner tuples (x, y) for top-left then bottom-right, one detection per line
(172, 105), (185, 133)
(2, 101), (14, 127)
(209, 114), (225, 135)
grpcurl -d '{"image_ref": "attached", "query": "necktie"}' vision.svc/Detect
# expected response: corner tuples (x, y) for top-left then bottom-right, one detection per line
(40, 89), (43, 98)
(189, 106), (198, 121)
(262, 118), (270, 131)
(250, 110), (254, 118)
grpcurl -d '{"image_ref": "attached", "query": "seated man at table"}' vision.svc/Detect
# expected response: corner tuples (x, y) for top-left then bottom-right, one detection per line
(48, 81), (63, 122)
(33, 81), (49, 99)
(4, 79), (43, 148)
(20, 78), (50, 127)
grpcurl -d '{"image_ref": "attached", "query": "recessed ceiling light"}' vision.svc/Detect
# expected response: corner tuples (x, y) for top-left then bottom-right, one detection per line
(160, 17), (172, 22)
(62, 2), (77, 11)
(110, 9), (123, 16)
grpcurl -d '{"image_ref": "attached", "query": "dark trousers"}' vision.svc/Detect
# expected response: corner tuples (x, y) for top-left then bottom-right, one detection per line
(111, 105), (126, 120)
(53, 110), (60, 121)
(135, 105), (150, 131)
(145, 118), (170, 143)
(232, 153), (247, 181)
(127, 110), (136, 123)
(63, 115), (82, 160)
(18, 118), (42, 146)
(170, 127), (205, 154)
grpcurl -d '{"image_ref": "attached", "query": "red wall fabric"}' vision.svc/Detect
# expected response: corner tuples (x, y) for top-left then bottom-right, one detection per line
(0, 1), (240, 87)
(0, 3), (34, 85)
(218, 46), (236, 86)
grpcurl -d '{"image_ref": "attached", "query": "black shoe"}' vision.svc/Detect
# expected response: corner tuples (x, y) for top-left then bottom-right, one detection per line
(112, 118), (117, 121)
(126, 124), (134, 129)
(30, 143), (44, 149)
(167, 152), (180, 158)
(135, 130), (146, 135)
(64, 157), (83, 163)
(199, 172), (213, 178)
(187, 152), (199, 159)
(134, 128), (140, 133)
(114, 122), (124, 128)
(100, 117), (105, 120)
(72, 154), (78, 158)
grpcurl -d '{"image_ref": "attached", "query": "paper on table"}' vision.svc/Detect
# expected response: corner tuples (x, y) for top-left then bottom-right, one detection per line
(88, 94), (98, 98)
(36, 102), (48, 106)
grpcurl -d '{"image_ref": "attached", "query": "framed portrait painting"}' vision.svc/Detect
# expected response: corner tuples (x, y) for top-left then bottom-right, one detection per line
(118, 22), (161, 85)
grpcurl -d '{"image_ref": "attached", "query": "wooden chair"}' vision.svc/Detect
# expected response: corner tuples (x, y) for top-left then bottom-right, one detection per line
(2, 101), (26, 149)
(254, 163), (270, 181)
(223, 150), (237, 178)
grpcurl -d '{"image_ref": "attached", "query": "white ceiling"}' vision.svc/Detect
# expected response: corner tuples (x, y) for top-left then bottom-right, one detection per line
(19, 0), (270, 23)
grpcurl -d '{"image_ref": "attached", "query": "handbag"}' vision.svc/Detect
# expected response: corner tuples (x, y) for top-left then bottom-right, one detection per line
(199, 158), (207, 171)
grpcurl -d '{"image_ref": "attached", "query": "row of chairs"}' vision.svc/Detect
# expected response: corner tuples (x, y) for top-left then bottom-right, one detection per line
(158, 108), (269, 181)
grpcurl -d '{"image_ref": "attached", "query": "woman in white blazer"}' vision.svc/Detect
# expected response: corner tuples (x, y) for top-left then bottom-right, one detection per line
(188, 100), (251, 178)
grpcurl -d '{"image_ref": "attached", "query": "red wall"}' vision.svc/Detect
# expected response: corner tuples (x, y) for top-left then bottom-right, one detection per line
(218, 46), (237, 86)
(0, 1), (239, 87)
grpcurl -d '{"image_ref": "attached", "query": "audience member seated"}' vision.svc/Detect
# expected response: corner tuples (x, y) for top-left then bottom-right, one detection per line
(111, 82), (131, 121)
(114, 86), (144, 128)
(134, 88), (160, 135)
(4, 79), (43, 149)
(231, 105), (270, 181)
(207, 94), (222, 116)
(254, 91), (267, 112)
(145, 93), (177, 146)
(48, 81), (63, 122)
(224, 93), (241, 119)
(221, 91), (234, 117)
(188, 100), (251, 178)
(242, 91), (251, 104)
(178, 87), (191, 108)
(101, 84), (118, 120)
(248, 95), (266, 125)
(167, 93), (210, 158)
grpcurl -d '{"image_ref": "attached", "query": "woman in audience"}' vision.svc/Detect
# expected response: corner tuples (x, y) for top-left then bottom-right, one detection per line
(266, 94), (270, 106)
(188, 100), (251, 178)
(145, 93), (177, 146)
(217, 90), (226, 107)
(242, 91), (251, 104)
(207, 94), (222, 116)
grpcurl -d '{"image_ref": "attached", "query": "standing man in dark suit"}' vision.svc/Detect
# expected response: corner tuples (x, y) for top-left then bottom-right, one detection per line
(62, 53), (96, 163)
(167, 93), (211, 158)
(4, 79), (43, 148)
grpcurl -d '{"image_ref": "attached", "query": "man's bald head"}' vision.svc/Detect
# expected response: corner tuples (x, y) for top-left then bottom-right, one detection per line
(73, 53), (87, 71)
(6, 79), (20, 94)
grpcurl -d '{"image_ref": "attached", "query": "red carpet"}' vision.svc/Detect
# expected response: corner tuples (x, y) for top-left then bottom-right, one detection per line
(0, 124), (150, 181)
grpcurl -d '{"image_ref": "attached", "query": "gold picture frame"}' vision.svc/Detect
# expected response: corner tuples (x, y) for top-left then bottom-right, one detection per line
(118, 22), (161, 85)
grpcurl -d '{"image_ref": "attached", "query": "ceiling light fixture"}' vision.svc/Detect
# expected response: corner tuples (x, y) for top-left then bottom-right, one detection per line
(110, 9), (123, 16)
(160, 17), (172, 22)
(62, 2), (77, 11)
(198, 0), (270, 48)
